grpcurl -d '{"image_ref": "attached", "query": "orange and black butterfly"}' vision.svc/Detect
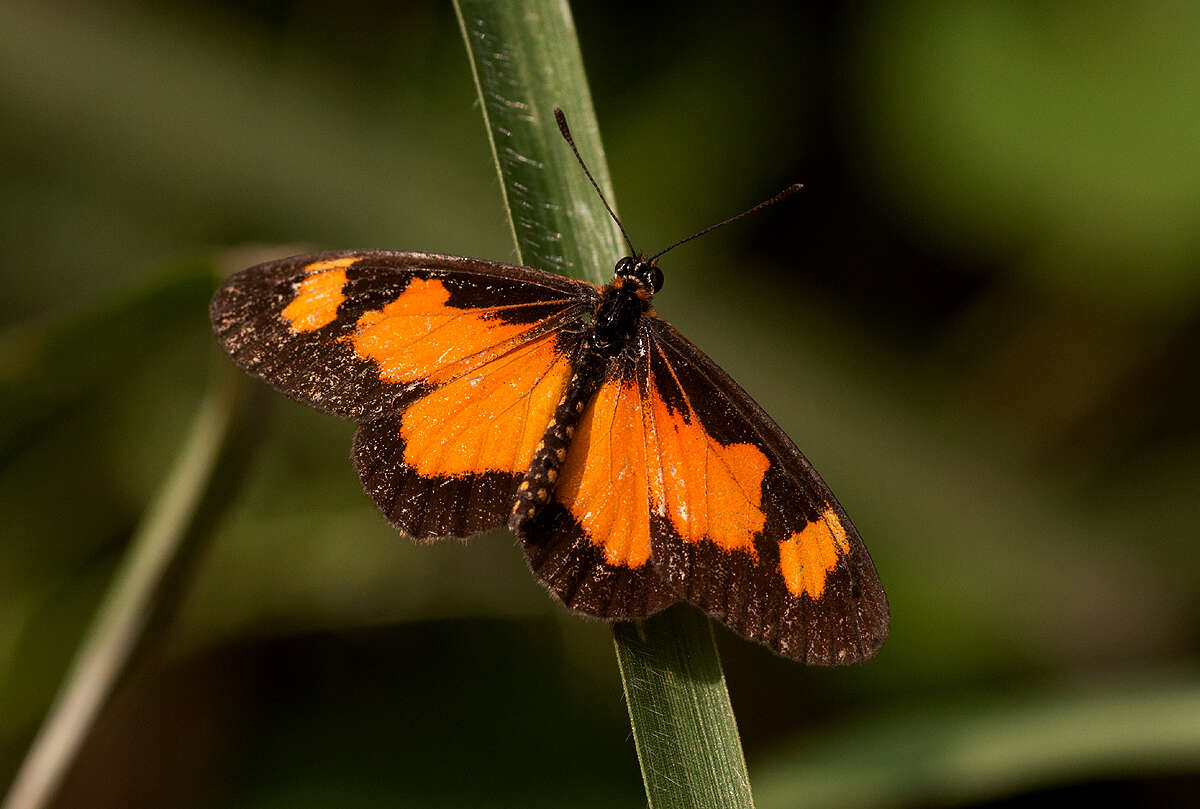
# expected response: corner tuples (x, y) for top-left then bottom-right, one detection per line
(210, 110), (888, 664)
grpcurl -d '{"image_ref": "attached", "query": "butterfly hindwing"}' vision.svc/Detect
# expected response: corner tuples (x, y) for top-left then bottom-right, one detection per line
(642, 316), (889, 664)
(212, 250), (597, 539)
(520, 350), (679, 620)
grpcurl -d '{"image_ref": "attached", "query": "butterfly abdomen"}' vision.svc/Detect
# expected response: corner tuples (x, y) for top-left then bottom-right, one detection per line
(508, 334), (610, 536)
(509, 278), (652, 536)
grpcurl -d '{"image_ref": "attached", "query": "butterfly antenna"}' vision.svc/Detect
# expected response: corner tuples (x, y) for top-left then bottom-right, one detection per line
(649, 183), (804, 262)
(553, 107), (638, 256)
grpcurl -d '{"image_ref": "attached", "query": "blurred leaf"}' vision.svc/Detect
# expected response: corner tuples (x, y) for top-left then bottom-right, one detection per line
(0, 1), (505, 320)
(753, 671), (1200, 809)
(855, 1), (1200, 312)
(3, 353), (258, 809)
(0, 263), (213, 463)
(0, 262), (217, 614)
(0, 263), (215, 756)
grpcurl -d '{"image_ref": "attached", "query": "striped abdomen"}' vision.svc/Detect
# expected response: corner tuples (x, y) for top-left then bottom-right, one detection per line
(508, 337), (608, 536)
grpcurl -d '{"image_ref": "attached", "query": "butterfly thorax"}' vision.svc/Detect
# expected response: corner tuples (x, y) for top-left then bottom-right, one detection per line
(507, 256), (662, 536)
(592, 273), (655, 351)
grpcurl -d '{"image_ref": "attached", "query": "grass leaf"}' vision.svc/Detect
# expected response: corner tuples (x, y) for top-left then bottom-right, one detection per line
(2, 336), (259, 809)
(454, 3), (755, 807)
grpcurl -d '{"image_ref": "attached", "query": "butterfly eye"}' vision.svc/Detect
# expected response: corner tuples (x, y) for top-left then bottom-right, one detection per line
(647, 265), (664, 293)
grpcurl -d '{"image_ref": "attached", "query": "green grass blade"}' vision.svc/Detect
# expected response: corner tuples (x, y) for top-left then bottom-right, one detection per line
(454, 0), (621, 281)
(454, 3), (755, 807)
(614, 607), (756, 809)
(2, 353), (257, 809)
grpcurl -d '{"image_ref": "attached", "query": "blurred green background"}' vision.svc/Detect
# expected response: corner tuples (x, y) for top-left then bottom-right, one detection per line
(2, 1), (1199, 807)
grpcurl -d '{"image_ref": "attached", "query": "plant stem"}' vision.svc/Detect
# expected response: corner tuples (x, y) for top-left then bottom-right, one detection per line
(454, 2), (754, 807)
(2, 357), (255, 809)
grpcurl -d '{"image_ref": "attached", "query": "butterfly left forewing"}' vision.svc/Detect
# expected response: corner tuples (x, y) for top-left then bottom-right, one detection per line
(211, 250), (594, 421)
(640, 317), (889, 664)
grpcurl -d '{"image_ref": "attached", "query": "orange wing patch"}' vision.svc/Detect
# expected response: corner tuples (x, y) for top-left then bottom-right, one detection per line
(556, 377), (653, 568)
(645, 379), (770, 556)
(554, 371), (772, 570)
(340, 277), (577, 479)
(281, 258), (358, 332)
(778, 506), (850, 599)
(401, 335), (572, 477)
(347, 277), (544, 386)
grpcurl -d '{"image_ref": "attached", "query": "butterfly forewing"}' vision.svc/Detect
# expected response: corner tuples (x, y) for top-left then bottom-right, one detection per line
(641, 316), (889, 664)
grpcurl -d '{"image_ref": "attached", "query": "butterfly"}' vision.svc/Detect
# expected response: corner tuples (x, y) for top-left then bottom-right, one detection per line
(210, 109), (888, 664)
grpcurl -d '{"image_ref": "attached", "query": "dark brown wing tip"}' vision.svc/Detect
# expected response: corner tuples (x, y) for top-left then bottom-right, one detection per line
(208, 252), (313, 334)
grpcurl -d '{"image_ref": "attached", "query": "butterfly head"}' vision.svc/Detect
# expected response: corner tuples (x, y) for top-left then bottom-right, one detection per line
(613, 255), (664, 301)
